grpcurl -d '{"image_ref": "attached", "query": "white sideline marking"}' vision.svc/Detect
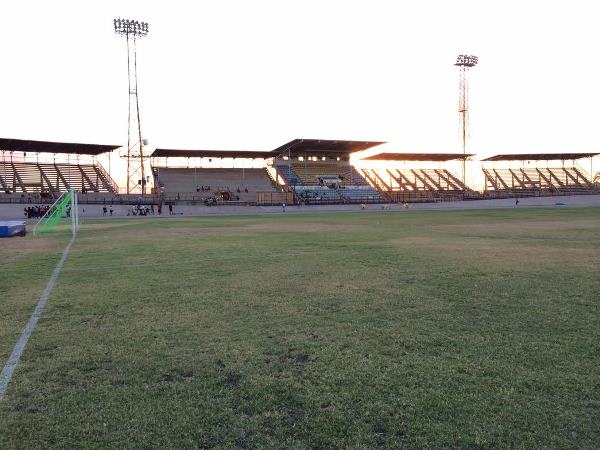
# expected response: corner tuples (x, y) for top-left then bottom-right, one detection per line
(0, 235), (75, 400)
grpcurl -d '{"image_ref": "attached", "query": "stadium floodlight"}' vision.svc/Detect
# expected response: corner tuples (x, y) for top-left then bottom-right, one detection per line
(113, 17), (150, 195)
(455, 54), (478, 67)
(455, 54), (478, 185)
(114, 18), (149, 37)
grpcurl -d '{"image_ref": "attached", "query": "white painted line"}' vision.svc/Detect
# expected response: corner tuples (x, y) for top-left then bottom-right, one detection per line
(0, 235), (76, 400)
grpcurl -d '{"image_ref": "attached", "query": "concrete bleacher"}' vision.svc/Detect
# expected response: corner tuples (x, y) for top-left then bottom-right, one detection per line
(154, 167), (278, 202)
(363, 168), (470, 192)
(359, 167), (476, 202)
(483, 167), (597, 196)
(0, 161), (118, 194)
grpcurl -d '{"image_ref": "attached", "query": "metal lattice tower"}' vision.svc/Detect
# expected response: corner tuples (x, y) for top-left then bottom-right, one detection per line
(114, 18), (149, 195)
(455, 54), (478, 184)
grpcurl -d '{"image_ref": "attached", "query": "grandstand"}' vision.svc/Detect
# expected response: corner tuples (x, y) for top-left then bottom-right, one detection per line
(5, 138), (597, 207)
(151, 140), (387, 205)
(271, 139), (385, 204)
(151, 148), (291, 205)
(0, 138), (120, 202)
(358, 152), (478, 202)
(481, 153), (599, 197)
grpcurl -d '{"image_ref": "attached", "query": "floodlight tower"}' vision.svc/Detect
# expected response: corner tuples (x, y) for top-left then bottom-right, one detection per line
(455, 54), (478, 184)
(114, 18), (149, 195)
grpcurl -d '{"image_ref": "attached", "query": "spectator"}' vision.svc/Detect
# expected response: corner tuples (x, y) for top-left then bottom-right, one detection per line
(282, 203), (286, 212)
(169, 203), (173, 215)
(102, 206), (107, 216)
(109, 205), (114, 216)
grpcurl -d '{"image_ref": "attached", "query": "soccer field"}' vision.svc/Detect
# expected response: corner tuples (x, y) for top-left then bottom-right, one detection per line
(1, 208), (599, 448)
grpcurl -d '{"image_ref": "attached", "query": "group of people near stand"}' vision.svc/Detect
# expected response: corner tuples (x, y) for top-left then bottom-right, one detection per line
(24, 204), (71, 219)
(24, 205), (49, 218)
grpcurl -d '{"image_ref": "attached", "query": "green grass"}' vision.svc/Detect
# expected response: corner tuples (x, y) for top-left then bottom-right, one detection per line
(1, 208), (599, 448)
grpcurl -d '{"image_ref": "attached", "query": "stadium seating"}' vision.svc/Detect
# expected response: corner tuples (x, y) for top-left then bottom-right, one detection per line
(153, 167), (278, 202)
(294, 186), (342, 203)
(359, 167), (477, 202)
(363, 168), (470, 192)
(338, 187), (383, 203)
(0, 161), (118, 194)
(289, 160), (369, 186)
(275, 164), (300, 186)
(273, 159), (382, 203)
(483, 167), (597, 196)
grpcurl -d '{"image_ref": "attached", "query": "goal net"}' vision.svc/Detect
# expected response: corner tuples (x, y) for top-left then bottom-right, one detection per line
(33, 190), (79, 236)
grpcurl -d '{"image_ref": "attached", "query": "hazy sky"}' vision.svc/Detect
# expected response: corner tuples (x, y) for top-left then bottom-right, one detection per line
(2, 0), (599, 161)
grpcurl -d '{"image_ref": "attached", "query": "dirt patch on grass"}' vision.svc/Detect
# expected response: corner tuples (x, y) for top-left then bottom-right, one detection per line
(81, 221), (139, 231)
(385, 236), (599, 270)
(435, 219), (600, 237)
(242, 222), (366, 234)
(79, 221), (367, 243)
(0, 236), (63, 264)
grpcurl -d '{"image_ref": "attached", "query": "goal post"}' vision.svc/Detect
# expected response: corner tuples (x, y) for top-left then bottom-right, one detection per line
(33, 190), (79, 237)
(72, 189), (79, 234)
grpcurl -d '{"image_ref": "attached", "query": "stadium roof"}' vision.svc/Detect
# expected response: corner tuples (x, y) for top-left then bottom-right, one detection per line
(151, 149), (274, 158)
(272, 139), (386, 156)
(0, 137), (121, 155)
(362, 152), (474, 161)
(152, 139), (387, 158)
(483, 152), (600, 161)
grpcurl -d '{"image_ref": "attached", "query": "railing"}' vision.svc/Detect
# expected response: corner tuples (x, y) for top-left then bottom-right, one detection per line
(265, 164), (285, 189)
(94, 162), (119, 193)
(256, 191), (294, 205)
(483, 188), (600, 199)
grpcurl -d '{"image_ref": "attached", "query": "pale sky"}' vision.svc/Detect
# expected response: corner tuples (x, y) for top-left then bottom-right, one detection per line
(1, 0), (599, 163)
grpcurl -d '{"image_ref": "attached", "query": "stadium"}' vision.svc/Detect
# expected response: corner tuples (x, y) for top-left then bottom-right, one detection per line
(1, 137), (598, 209)
(1, 4), (600, 450)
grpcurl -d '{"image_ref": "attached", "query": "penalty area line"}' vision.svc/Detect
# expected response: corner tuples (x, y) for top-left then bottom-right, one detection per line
(0, 234), (76, 401)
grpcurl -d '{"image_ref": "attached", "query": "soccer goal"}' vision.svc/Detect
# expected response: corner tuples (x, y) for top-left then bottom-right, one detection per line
(33, 190), (79, 236)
